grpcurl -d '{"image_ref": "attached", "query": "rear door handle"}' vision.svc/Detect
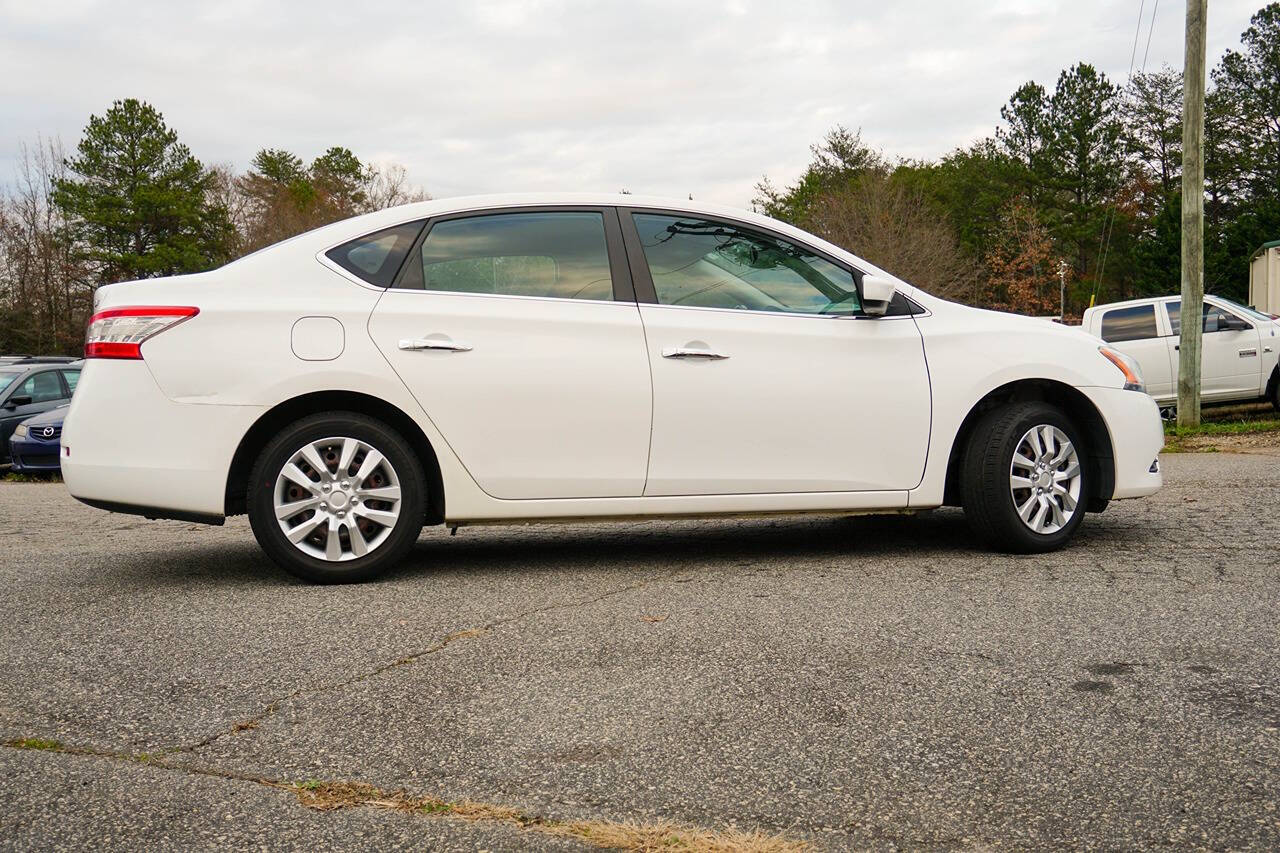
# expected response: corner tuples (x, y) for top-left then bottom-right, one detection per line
(398, 338), (472, 352)
(662, 347), (730, 360)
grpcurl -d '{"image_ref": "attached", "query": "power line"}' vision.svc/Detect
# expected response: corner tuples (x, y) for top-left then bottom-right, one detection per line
(1142, 0), (1161, 72)
(1091, 0), (1154, 309)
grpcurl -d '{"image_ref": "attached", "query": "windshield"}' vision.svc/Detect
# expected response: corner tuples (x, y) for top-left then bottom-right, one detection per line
(1214, 296), (1275, 322)
(0, 370), (21, 394)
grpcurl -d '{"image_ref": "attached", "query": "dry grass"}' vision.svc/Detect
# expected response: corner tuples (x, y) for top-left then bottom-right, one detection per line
(285, 780), (809, 852)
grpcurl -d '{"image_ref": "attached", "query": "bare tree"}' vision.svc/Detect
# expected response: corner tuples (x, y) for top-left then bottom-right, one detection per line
(0, 137), (89, 354)
(800, 173), (978, 301)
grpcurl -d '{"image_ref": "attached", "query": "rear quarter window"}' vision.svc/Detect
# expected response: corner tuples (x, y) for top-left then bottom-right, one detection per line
(1100, 304), (1158, 343)
(325, 221), (425, 287)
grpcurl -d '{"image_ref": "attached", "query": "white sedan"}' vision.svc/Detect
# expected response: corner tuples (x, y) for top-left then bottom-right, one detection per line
(61, 194), (1163, 582)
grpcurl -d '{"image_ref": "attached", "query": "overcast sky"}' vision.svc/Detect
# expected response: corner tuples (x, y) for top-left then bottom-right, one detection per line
(0, 0), (1265, 208)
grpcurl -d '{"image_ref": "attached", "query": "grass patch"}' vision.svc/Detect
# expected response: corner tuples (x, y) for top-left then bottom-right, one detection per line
(1165, 418), (1280, 438)
(1, 471), (63, 483)
(285, 779), (809, 852)
(5, 737), (63, 751)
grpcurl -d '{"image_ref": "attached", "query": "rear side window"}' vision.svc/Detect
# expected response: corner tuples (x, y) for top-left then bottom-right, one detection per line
(397, 212), (613, 301)
(1100, 305), (1158, 343)
(325, 221), (425, 287)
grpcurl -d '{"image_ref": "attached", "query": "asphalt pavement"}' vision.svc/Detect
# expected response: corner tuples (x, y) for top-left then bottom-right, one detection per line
(1, 449), (1278, 850)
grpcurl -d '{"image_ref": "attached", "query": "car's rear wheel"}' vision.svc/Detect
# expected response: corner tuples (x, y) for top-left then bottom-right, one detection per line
(961, 402), (1088, 553)
(247, 412), (426, 583)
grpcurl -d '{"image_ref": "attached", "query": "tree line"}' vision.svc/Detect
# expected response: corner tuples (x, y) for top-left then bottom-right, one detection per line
(1, 3), (1277, 355)
(756, 3), (1280, 319)
(0, 100), (427, 354)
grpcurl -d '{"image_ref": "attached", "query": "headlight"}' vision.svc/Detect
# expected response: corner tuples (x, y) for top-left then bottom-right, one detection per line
(13, 424), (28, 438)
(1099, 346), (1146, 393)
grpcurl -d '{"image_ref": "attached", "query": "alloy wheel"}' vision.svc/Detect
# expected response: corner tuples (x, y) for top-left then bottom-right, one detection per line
(273, 436), (403, 561)
(1008, 424), (1082, 535)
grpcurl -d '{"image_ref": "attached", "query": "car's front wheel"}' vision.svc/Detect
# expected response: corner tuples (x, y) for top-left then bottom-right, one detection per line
(247, 412), (427, 583)
(961, 402), (1088, 553)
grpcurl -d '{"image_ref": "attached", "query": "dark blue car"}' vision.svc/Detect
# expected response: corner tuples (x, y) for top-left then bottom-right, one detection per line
(8, 404), (67, 473)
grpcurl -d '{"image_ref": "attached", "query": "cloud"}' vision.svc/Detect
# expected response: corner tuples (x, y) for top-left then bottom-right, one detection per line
(0, 0), (1262, 208)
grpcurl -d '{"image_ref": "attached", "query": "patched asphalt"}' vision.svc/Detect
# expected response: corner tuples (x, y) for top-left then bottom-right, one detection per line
(1, 449), (1278, 850)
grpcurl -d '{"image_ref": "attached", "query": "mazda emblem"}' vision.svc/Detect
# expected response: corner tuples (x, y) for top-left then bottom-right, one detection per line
(41, 426), (55, 438)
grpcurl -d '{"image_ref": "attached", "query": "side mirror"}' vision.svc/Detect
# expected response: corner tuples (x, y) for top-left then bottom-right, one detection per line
(5, 395), (32, 408)
(861, 275), (896, 316)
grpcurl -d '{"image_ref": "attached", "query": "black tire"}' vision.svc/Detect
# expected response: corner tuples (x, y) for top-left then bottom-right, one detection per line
(1270, 371), (1280, 412)
(960, 402), (1089, 553)
(247, 412), (427, 583)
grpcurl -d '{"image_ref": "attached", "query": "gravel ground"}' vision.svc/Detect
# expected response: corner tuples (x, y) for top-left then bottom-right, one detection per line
(1, 450), (1278, 850)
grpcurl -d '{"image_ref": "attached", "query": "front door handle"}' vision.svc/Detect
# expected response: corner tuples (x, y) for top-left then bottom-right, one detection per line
(662, 346), (730, 360)
(398, 338), (473, 353)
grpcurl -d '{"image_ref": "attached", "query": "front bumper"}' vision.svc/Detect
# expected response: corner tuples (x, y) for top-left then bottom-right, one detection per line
(61, 360), (264, 518)
(1081, 385), (1164, 500)
(8, 436), (62, 472)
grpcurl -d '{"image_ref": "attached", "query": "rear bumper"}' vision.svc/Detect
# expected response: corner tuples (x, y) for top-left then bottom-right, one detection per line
(1082, 386), (1164, 500)
(60, 361), (263, 518)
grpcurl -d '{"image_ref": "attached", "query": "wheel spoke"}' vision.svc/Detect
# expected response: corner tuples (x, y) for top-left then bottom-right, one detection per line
(276, 496), (321, 520)
(300, 443), (330, 478)
(285, 514), (324, 543)
(1052, 483), (1078, 510)
(1039, 426), (1056, 461)
(354, 505), (398, 527)
(356, 485), (401, 501)
(347, 520), (369, 557)
(281, 463), (318, 493)
(325, 517), (342, 560)
(1048, 498), (1067, 528)
(1053, 463), (1080, 482)
(355, 449), (385, 485)
(1030, 497), (1050, 532)
(1017, 493), (1039, 521)
(1012, 452), (1037, 470)
(337, 438), (359, 475)
(1010, 475), (1035, 491)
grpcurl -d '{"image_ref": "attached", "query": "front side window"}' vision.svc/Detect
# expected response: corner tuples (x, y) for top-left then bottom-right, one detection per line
(1166, 300), (1249, 335)
(0, 370), (20, 395)
(16, 371), (64, 404)
(325, 220), (425, 287)
(1100, 304), (1158, 343)
(397, 212), (614, 301)
(631, 214), (860, 315)
(61, 369), (80, 394)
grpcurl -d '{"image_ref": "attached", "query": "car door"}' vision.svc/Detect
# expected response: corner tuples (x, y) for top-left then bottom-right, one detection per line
(622, 209), (930, 497)
(0, 369), (67, 452)
(1165, 299), (1263, 400)
(366, 207), (652, 499)
(1097, 303), (1174, 401)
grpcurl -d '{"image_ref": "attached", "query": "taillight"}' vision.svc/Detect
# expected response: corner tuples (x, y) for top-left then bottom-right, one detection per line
(84, 306), (199, 359)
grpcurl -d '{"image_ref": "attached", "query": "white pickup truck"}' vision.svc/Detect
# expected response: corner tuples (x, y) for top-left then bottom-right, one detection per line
(1081, 294), (1280, 413)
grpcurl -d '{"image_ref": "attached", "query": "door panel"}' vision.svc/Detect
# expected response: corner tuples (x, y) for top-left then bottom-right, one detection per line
(1166, 300), (1264, 400)
(371, 293), (651, 499)
(639, 305), (930, 495)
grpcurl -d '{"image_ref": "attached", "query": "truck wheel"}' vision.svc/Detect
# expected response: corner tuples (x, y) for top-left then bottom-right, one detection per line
(247, 412), (426, 583)
(961, 402), (1089, 553)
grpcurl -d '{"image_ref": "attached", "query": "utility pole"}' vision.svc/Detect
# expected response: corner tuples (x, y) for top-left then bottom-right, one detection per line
(1177, 0), (1208, 428)
(1058, 260), (1069, 321)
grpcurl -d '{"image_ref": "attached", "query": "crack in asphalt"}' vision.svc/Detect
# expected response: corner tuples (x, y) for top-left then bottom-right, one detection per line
(177, 575), (668, 754)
